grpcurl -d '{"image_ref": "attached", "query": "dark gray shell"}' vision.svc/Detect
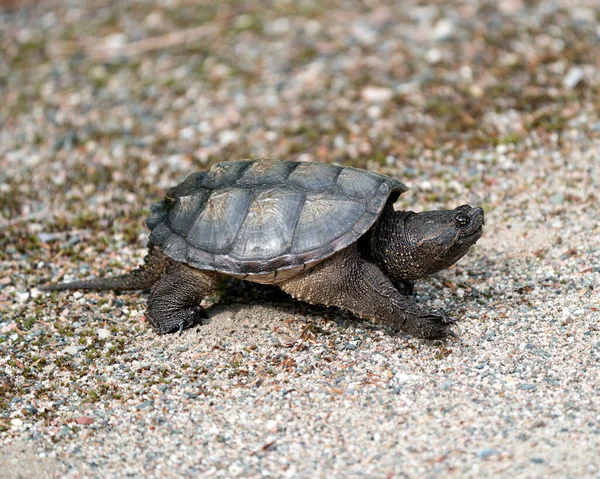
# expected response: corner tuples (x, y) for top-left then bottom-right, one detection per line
(146, 159), (407, 280)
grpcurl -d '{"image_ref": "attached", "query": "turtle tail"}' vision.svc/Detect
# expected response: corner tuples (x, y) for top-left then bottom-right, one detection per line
(39, 245), (170, 292)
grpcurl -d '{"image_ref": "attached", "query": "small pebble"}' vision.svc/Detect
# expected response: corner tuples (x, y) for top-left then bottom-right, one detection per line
(563, 66), (584, 89)
(477, 448), (498, 459)
(64, 346), (85, 355)
(361, 86), (394, 103)
(97, 328), (111, 339)
(74, 416), (94, 426)
(10, 418), (23, 428)
(521, 384), (537, 391)
(433, 18), (456, 41)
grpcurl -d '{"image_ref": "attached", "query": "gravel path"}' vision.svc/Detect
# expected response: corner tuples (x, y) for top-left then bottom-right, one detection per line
(1, 0), (599, 477)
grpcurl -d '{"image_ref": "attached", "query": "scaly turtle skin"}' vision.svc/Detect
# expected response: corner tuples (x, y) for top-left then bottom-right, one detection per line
(41, 159), (484, 339)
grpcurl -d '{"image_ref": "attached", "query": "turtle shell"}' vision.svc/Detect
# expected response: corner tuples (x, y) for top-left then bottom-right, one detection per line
(146, 159), (407, 281)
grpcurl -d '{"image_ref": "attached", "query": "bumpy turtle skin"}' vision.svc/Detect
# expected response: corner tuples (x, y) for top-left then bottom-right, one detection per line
(279, 244), (454, 339)
(147, 258), (219, 334)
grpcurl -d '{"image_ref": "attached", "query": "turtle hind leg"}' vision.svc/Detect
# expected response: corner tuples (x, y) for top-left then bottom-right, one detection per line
(279, 245), (454, 340)
(147, 262), (219, 334)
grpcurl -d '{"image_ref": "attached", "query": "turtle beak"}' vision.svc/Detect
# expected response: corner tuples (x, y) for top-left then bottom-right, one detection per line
(455, 205), (484, 242)
(470, 207), (484, 240)
(468, 206), (484, 227)
(472, 206), (485, 227)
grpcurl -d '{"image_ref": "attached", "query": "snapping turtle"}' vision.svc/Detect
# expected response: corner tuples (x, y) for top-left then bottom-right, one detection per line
(41, 159), (484, 339)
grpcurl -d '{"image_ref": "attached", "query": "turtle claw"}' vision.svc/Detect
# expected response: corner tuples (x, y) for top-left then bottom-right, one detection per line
(182, 305), (208, 333)
(435, 311), (457, 324)
(433, 311), (459, 339)
(150, 304), (208, 334)
(401, 310), (458, 340)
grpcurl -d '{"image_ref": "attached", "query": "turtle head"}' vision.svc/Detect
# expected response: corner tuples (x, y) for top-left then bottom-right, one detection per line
(402, 205), (484, 277)
(370, 204), (484, 281)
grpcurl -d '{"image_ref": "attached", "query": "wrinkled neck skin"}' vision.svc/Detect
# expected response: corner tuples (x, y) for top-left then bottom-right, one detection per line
(368, 205), (427, 280)
(367, 202), (480, 281)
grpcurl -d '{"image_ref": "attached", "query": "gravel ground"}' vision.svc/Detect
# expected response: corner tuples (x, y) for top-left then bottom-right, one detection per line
(1, 0), (599, 477)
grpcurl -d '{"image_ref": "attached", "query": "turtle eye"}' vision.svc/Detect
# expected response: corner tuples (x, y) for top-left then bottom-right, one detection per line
(455, 213), (471, 228)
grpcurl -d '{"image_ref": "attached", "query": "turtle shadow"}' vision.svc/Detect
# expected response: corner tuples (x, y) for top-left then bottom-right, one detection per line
(217, 277), (293, 304)
(206, 277), (467, 342)
(202, 277), (379, 332)
(212, 277), (332, 319)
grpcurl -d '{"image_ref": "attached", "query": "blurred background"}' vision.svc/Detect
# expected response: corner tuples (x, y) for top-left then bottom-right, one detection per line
(0, 0), (598, 260)
(2, 0), (598, 214)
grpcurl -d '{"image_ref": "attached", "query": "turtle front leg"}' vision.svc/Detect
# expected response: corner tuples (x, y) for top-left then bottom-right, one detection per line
(147, 261), (219, 334)
(279, 245), (454, 340)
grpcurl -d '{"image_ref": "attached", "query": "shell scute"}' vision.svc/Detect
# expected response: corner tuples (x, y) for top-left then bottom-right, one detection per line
(186, 187), (253, 253)
(230, 187), (304, 260)
(200, 161), (253, 189)
(336, 167), (384, 198)
(290, 194), (365, 254)
(167, 191), (210, 237)
(287, 162), (342, 191)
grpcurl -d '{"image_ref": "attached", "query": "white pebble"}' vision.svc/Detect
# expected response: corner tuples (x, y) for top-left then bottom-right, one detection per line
(64, 346), (84, 355)
(396, 373), (422, 383)
(219, 130), (238, 146)
(361, 86), (393, 103)
(425, 48), (443, 64)
(104, 33), (126, 50)
(97, 328), (111, 340)
(563, 67), (584, 89)
(433, 19), (456, 41)
(11, 418), (23, 427)
(420, 180), (433, 191)
(18, 292), (30, 303)
(367, 105), (382, 119)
